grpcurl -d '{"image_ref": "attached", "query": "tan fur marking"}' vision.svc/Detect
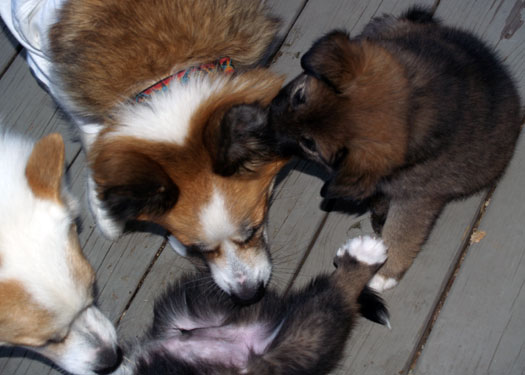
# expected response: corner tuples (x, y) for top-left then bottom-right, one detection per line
(0, 280), (55, 346)
(25, 133), (65, 202)
(67, 226), (96, 290)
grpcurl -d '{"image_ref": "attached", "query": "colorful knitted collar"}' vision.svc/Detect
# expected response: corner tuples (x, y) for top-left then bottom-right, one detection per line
(135, 57), (235, 103)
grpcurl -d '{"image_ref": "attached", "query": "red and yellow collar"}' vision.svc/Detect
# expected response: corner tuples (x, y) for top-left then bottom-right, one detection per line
(135, 57), (235, 103)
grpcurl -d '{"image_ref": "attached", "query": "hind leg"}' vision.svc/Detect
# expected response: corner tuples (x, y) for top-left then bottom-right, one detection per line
(333, 236), (388, 300)
(370, 193), (390, 235)
(247, 236), (387, 375)
(369, 197), (445, 292)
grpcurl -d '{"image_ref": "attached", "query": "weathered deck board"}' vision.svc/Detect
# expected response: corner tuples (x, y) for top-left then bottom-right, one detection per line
(413, 132), (525, 373)
(0, 54), (79, 162)
(0, 19), (19, 76)
(411, 0), (525, 373)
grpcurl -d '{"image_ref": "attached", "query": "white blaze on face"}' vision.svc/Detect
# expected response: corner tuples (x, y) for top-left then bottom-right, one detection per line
(198, 188), (271, 296)
(200, 188), (237, 245)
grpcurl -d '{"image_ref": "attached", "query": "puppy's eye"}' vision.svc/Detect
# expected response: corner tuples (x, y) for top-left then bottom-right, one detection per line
(291, 85), (306, 108)
(300, 136), (317, 153)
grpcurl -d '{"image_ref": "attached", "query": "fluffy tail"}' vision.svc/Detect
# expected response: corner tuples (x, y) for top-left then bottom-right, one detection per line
(402, 6), (436, 24)
(358, 286), (390, 328)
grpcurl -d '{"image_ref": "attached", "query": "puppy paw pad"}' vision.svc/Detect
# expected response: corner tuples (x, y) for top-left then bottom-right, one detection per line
(337, 236), (387, 265)
(368, 274), (398, 292)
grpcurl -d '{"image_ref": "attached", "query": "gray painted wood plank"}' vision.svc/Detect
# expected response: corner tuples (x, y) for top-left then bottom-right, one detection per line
(412, 0), (525, 373)
(0, 19), (19, 76)
(0, 54), (80, 162)
(413, 130), (525, 375)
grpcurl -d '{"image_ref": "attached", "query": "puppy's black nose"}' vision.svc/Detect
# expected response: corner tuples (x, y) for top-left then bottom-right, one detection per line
(94, 345), (123, 375)
(231, 283), (266, 305)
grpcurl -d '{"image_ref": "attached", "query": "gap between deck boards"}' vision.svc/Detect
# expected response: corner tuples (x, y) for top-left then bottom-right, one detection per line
(406, 187), (494, 373)
(116, 239), (169, 326)
(407, 112), (525, 373)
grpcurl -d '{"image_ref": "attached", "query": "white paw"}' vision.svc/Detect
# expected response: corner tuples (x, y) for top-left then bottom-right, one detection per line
(168, 235), (188, 256)
(87, 174), (123, 240)
(337, 236), (387, 265)
(368, 274), (398, 292)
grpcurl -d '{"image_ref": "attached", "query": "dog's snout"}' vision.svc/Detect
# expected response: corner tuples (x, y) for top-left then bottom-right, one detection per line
(231, 282), (266, 305)
(94, 345), (123, 375)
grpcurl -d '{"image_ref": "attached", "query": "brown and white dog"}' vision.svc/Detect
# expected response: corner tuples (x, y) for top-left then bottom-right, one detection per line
(0, 130), (121, 374)
(1, 0), (289, 301)
(231, 8), (522, 291)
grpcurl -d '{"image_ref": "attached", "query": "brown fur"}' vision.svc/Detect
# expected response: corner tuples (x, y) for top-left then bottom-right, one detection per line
(67, 226), (96, 291)
(0, 280), (54, 346)
(48, 0), (289, 299)
(50, 0), (280, 116)
(25, 133), (65, 202)
(268, 9), (522, 285)
(90, 71), (285, 247)
(127, 240), (388, 375)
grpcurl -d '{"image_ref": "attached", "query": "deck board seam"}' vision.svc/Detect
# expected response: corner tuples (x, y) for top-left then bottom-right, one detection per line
(115, 238), (168, 326)
(283, 209), (332, 295)
(0, 49), (21, 80)
(406, 186), (495, 374)
(263, 0), (309, 66)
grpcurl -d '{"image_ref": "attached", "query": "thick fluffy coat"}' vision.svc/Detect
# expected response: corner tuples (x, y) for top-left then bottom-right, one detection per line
(117, 237), (389, 375)
(239, 8), (522, 290)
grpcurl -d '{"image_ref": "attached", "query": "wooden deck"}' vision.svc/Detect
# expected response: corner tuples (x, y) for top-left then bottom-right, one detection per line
(1, 1), (524, 374)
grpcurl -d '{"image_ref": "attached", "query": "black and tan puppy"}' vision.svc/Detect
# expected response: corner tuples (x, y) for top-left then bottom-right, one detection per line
(226, 8), (522, 291)
(115, 236), (389, 375)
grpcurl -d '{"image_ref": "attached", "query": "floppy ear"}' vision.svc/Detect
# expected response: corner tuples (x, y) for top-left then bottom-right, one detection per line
(93, 149), (179, 224)
(301, 30), (363, 93)
(25, 133), (65, 201)
(206, 103), (277, 177)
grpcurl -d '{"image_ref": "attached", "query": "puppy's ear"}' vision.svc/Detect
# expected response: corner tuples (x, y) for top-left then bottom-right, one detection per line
(25, 133), (65, 201)
(206, 103), (277, 177)
(93, 148), (179, 223)
(301, 30), (363, 93)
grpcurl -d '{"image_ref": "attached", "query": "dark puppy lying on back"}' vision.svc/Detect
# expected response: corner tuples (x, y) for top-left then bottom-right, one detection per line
(116, 237), (389, 375)
(220, 7), (522, 291)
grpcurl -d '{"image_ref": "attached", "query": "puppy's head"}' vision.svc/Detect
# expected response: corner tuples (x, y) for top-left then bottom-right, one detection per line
(91, 70), (288, 302)
(269, 31), (361, 170)
(0, 133), (120, 374)
(269, 31), (409, 199)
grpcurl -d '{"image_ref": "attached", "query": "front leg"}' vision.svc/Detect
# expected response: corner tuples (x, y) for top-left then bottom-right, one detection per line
(369, 193), (390, 235)
(369, 196), (446, 292)
(321, 172), (380, 200)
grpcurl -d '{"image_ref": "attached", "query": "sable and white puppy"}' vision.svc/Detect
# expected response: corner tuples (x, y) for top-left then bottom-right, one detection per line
(0, 131), (121, 374)
(230, 7), (522, 291)
(0, 0), (289, 301)
(117, 236), (389, 375)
